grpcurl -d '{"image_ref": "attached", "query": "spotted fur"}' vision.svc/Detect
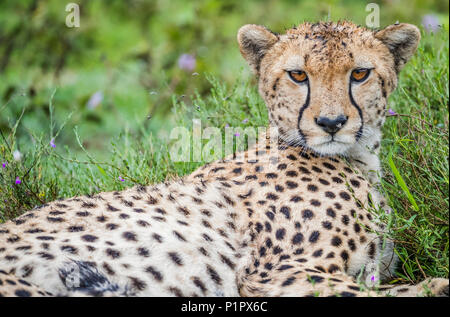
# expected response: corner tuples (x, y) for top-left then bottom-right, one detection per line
(0, 21), (447, 297)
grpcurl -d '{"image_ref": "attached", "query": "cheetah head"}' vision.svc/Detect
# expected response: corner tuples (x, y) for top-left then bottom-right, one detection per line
(238, 21), (420, 156)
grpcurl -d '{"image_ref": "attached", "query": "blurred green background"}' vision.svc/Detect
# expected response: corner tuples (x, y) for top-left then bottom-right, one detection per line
(0, 0), (448, 158)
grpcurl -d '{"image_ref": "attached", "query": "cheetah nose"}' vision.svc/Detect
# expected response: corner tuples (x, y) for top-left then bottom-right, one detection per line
(315, 115), (348, 135)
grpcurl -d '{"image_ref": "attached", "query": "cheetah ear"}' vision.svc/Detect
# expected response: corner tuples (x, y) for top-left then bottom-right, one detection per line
(375, 23), (421, 72)
(237, 24), (279, 75)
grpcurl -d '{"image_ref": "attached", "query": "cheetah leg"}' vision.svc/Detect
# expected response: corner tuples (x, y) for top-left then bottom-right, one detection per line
(238, 264), (449, 297)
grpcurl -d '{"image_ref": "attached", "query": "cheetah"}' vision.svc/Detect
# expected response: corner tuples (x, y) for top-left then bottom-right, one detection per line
(0, 21), (448, 297)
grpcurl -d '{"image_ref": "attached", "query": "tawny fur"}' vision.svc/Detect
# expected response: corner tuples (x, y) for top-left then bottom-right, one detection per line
(0, 21), (447, 297)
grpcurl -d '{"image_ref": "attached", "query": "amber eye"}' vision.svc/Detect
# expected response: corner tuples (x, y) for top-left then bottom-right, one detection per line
(351, 68), (371, 82)
(288, 70), (308, 83)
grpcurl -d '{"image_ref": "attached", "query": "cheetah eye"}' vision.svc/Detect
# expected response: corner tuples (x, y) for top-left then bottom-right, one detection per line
(350, 68), (371, 82)
(287, 70), (308, 84)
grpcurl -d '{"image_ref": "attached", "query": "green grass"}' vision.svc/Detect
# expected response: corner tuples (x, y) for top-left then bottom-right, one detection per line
(0, 28), (448, 286)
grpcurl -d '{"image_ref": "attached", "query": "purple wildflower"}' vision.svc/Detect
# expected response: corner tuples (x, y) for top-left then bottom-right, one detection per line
(369, 274), (379, 285)
(15, 177), (21, 185)
(422, 14), (440, 33)
(234, 132), (241, 137)
(50, 138), (56, 148)
(225, 124), (230, 128)
(178, 54), (196, 71)
(1, 161), (6, 168)
(242, 118), (249, 123)
(388, 109), (397, 115)
(119, 176), (125, 182)
(86, 91), (104, 109)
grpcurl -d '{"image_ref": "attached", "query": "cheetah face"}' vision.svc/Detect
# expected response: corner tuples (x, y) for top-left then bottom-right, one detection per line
(238, 22), (420, 156)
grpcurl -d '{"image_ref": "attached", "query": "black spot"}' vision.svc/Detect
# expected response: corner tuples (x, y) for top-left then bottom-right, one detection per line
(331, 236), (342, 247)
(308, 275), (324, 283)
(299, 166), (311, 174)
(273, 246), (283, 254)
(38, 252), (54, 260)
(265, 211), (275, 221)
(325, 191), (336, 199)
(302, 209), (314, 220)
(259, 247), (266, 257)
(14, 289), (31, 297)
(309, 231), (320, 243)
(307, 184), (318, 192)
(137, 220), (150, 227)
(25, 228), (44, 234)
(47, 217), (64, 223)
(202, 233), (213, 242)
(287, 154), (297, 161)
(36, 236), (54, 241)
(312, 166), (323, 173)
(280, 206), (291, 219)
(278, 265), (293, 271)
(255, 222), (263, 233)
(323, 162), (336, 170)
(7, 235), (20, 243)
(220, 254), (236, 269)
(348, 239), (356, 251)
(340, 250), (349, 262)
(146, 266), (163, 281)
(286, 181), (298, 189)
(129, 277), (147, 291)
(192, 277), (207, 294)
(275, 228), (286, 240)
(312, 249), (323, 257)
(342, 215), (350, 225)
(286, 170), (298, 177)
(106, 248), (121, 259)
(339, 192), (351, 201)
(290, 196), (302, 202)
(106, 204), (120, 211)
(292, 233), (304, 245)
(232, 167), (242, 174)
(282, 277), (296, 287)
(81, 235), (98, 242)
(368, 242), (376, 259)
(173, 231), (187, 242)
(168, 252), (183, 266)
(138, 247), (150, 257)
(61, 245), (78, 254)
(96, 216), (108, 222)
(106, 223), (119, 230)
(206, 265), (222, 285)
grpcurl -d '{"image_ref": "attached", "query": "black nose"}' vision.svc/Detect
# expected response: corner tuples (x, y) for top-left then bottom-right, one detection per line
(315, 115), (348, 134)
